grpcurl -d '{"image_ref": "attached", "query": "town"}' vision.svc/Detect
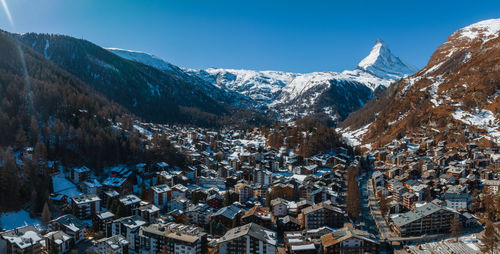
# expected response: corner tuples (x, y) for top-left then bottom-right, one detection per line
(0, 120), (498, 254)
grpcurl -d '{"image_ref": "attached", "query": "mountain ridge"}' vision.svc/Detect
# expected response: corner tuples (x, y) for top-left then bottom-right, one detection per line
(109, 40), (417, 121)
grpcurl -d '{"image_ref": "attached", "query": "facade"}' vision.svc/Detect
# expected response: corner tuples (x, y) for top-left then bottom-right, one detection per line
(139, 222), (207, 254)
(300, 201), (345, 229)
(44, 231), (73, 254)
(218, 223), (277, 254)
(391, 201), (461, 237)
(72, 193), (101, 219)
(271, 198), (288, 217)
(151, 184), (171, 209)
(320, 225), (379, 254)
(49, 214), (87, 243)
(108, 215), (147, 252)
(0, 226), (44, 254)
(235, 183), (253, 203)
(94, 235), (129, 254)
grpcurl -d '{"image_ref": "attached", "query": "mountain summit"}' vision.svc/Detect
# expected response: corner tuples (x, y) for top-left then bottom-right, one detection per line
(357, 39), (418, 80)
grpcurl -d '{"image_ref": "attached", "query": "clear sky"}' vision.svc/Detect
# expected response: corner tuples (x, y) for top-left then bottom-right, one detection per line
(1, 0), (500, 73)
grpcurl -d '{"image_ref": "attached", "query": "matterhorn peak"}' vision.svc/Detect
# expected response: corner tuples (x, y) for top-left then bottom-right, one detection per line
(357, 39), (418, 80)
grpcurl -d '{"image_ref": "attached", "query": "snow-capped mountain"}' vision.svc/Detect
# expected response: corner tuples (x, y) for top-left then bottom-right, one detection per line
(357, 39), (418, 80)
(107, 40), (416, 121)
(184, 68), (299, 104)
(340, 19), (500, 147)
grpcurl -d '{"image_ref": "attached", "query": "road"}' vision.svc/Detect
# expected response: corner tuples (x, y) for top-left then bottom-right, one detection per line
(365, 174), (396, 241)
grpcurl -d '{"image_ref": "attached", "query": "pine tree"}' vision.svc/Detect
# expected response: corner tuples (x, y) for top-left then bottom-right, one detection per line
(346, 168), (361, 221)
(223, 191), (231, 207)
(450, 215), (462, 242)
(379, 193), (389, 218)
(481, 221), (499, 253)
(41, 201), (52, 225)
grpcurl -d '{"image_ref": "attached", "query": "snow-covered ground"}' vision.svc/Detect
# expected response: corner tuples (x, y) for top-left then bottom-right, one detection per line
(338, 123), (372, 147)
(452, 109), (500, 143)
(0, 210), (41, 230)
(52, 172), (82, 198)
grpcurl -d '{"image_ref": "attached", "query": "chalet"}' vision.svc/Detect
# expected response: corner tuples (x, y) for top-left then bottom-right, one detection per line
(211, 205), (243, 228)
(278, 215), (301, 232)
(44, 231), (73, 254)
(0, 226), (44, 254)
(240, 206), (272, 228)
(320, 225), (379, 254)
(50, 214), (87, 243)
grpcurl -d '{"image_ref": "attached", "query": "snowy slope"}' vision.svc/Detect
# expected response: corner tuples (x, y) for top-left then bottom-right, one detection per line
(107, 48), (252, 107)
(184, 68), (299, 103)
(107, 48), (178, 73)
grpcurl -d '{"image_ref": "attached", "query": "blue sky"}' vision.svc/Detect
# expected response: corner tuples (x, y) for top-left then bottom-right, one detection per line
(1, 0), (500, 73)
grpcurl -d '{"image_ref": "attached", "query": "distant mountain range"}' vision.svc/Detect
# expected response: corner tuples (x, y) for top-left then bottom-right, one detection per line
(108, 39), (417, 121)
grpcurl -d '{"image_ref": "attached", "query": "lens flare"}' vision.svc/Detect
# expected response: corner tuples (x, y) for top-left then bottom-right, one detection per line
(0, 0), (13, 27)
(0, 0), (33, 112)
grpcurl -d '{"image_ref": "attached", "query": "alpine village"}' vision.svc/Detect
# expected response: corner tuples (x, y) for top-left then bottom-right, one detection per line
(0, 5), (499, 254)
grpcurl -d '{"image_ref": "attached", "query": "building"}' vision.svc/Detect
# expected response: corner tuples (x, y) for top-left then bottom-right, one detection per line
(441, 192), (469, 211)
(139, 222), (208, 254)
(44, 231), (73, 254)
(391, 201), (461, 237)
(206, 194), (224, 210)
(320, 225), (379, 254)
(277, 215), (301, 232)
(483, 180), (500, 194)
(133, 203), (160, 223)
(71, 166), (91, 183)
(151, 184), (171, 209)
(94, 235), (129, 254)
(93, 211), (115, 233)
(300, 201), (345, 229)
(50, 214), (87, 243)
(271, 198), (288, 217)
(107, 215), (147, 252)
(234, 183), (253, 203)
(0, 226), (44, 254)
(119, 194), (142, 216)
(72, 193), (101, 219)
(211, 205), (243, 228)
(218, 223), (277, 254)
(240, 206), (272, 228)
